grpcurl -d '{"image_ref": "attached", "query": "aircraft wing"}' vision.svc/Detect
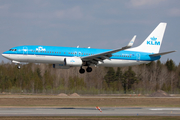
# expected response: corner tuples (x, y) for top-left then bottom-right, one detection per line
(81, 36), (136, 64)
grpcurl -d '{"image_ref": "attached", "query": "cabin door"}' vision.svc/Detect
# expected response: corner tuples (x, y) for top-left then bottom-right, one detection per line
(136, 53), (140, 62)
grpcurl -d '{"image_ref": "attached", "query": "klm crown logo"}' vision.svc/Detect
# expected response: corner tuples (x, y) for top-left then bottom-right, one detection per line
(70, 59), (75, 62)
(36, 46), (46, 51)
(147, 36), (160, 45)
(150, 36), (157, 41)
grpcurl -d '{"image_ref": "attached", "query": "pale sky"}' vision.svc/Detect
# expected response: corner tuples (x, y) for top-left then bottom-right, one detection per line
(0, 0), (180, 64)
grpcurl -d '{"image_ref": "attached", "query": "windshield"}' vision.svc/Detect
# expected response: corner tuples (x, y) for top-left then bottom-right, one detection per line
(9, 49), (17, 51)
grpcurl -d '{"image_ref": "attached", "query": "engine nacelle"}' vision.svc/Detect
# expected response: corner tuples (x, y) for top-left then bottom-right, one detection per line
(64, 57), (82, 67)
(53, 64), (70, 69)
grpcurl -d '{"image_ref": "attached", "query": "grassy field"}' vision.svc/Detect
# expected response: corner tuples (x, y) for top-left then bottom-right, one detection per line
(0, 95), (179, 119)
(0, 95), (179, 107)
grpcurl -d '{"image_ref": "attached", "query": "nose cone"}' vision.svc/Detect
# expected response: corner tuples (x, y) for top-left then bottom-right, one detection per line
(2, 53), (7, 58)
(2, 54), (5, 57)
(2, 51), (9, 59)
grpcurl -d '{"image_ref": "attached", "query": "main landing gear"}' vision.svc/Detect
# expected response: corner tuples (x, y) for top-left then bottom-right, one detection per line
(79, 67), (92, 74)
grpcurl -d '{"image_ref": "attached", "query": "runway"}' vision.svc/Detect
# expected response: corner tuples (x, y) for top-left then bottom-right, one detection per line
(0, 107), (179, 116)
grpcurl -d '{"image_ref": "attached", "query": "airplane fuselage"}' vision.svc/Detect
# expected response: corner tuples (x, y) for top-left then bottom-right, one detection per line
(2, 23), (174, 74)
(2, 45), (160, 67)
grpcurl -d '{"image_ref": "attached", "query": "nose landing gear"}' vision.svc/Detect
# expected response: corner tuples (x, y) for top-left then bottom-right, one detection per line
(17, 65), (21, 69)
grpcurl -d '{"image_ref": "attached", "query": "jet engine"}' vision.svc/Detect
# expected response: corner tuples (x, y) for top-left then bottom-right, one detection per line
(64, 57), (82, 67)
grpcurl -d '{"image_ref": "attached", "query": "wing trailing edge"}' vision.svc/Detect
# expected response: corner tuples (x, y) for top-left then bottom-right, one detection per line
(82, 35), (136, 62)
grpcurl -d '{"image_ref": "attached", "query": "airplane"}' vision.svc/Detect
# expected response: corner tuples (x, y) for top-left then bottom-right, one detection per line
(2, 22), (175, 74)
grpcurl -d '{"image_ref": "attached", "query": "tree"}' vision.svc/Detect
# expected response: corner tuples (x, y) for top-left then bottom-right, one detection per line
(165, 59), (175, 71)
(104, 67), (116, 86)
(116, 67), (122, 81)
(115, 67), (123, 90)
(123, 67), (138, 93)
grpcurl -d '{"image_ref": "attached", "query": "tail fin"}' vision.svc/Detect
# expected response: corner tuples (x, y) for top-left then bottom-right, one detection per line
(129, 23), (167, 53)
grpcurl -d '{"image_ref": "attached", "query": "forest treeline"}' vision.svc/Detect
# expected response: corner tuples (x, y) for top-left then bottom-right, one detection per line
(0, 59), (180, 94)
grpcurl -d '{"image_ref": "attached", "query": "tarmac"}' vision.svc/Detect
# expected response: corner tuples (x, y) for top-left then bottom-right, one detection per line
(0, 107), (179, 116)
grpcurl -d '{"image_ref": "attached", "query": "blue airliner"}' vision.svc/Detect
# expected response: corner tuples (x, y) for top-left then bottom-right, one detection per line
(2, 23), (175, 74)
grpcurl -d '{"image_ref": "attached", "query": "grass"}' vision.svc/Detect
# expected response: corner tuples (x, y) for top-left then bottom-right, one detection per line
(0, 96), (179, 107)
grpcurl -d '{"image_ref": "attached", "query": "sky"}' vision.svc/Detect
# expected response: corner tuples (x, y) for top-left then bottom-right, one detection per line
(0, 0), (180, 64)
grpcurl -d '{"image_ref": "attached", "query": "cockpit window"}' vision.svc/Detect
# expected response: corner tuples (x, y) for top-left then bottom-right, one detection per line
(9, 49), (17, 51)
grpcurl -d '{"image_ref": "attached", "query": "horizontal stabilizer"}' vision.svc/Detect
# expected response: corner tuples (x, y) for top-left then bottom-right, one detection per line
(149, 51), (176, 57)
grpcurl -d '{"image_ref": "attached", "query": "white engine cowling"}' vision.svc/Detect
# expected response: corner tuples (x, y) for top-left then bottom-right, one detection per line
(64, 57), (82, 67)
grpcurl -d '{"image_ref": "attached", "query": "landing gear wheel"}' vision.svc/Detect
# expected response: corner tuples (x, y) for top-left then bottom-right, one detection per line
(79, 68), (85, 74)
(17, 65), (21, 69)
(86, 67), (92, 72)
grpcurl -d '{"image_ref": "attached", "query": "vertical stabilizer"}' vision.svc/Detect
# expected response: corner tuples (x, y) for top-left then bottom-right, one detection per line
(129, 23), (167, 53)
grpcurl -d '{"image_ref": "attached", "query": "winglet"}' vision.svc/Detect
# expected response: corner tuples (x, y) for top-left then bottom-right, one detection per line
(122, 35), (136, 49)
(127, 35), (136, 47)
